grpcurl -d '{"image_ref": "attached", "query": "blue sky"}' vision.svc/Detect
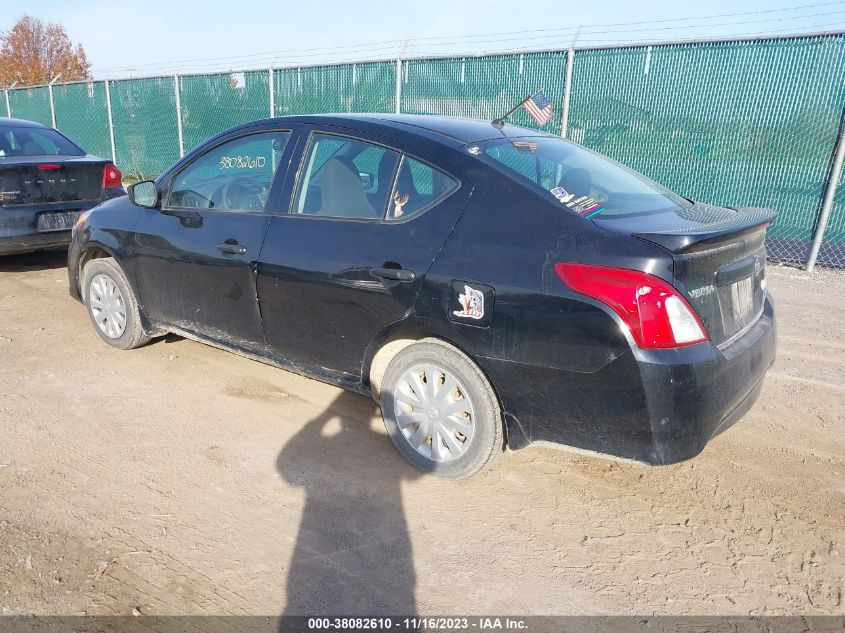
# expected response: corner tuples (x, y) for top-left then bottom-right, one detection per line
(3, 0), (844, 78)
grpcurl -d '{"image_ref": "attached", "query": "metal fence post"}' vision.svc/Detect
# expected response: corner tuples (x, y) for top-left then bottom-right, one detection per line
(269, 67), (275, 117)
(174, 74), (184, 157)
(806, 104), (845, 272)
(48, 85), (56, 128)
(560, 48), (574, 138)
(104, 80), (117, 164)
(47, 73), (63, 128)
(395, 58), (402, 114)
(4, 89), (10, 118)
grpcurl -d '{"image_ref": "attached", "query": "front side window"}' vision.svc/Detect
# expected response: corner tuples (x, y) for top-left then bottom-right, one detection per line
(0, 126), (84, 157)
(387, 157), (459, 221)
(476, 137), (690, 217)
(294, 134), (399, 220)
(166, 131), (290, 212)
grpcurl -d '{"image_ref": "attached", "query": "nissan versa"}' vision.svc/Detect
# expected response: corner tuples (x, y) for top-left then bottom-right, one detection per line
(68, 114), (777, 478)
(0, 117), (124, 255)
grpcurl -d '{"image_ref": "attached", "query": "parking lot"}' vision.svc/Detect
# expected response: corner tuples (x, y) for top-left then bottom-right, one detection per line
(0, 251), (843, 616)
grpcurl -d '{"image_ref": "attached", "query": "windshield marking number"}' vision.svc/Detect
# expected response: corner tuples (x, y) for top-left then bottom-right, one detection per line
(219, 155), (267, 170)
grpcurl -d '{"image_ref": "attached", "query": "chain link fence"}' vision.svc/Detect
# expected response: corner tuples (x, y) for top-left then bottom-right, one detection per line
(400, 52), (568, 133)
(51, 81), (112, 160)
(109, 77), (181, 178)
(568, 35), (845, 267)
(181, 71), (271, 152)
(2, 33), (844, 267)
(7, 86), (52, 126)
(274, 61), (397, 116)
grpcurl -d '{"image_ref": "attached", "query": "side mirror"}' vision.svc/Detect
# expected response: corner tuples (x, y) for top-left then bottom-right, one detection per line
(358, 172), (373, 190)
(128, 180), (159, 208)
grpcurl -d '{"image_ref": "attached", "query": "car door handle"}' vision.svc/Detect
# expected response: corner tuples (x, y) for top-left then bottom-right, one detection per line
(371, 267), (416, 282)
(217, 242), (247, 255)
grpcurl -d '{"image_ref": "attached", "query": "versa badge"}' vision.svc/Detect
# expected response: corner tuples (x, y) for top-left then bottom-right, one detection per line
(454, 285), (485, 320)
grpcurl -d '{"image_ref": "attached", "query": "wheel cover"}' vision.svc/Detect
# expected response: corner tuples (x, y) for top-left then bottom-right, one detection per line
(88, 273), (127, 339)
(392, 363), (476, 463)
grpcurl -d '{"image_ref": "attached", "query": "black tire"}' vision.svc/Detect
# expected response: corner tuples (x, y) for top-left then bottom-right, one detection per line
(81, 257), (152, 350)
(380, 338), (503, 479)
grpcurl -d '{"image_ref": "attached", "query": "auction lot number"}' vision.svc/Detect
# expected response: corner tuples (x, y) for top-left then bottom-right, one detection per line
(307, 617), (527, 631)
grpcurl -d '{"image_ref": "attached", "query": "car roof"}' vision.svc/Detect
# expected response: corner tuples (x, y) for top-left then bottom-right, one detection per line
(261, 113), (554, 145)
(2, 113), (552, 146)
(0, 117), (50, 129)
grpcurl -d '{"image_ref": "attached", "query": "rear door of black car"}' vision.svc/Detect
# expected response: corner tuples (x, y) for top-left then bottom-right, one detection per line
(132, 126), (298, 350)
(256, 125), (472, 381)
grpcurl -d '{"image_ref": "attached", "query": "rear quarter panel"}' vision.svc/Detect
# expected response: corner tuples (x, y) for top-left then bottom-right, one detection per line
(409, 162), (676, 449)
(414, 164), (673, 373)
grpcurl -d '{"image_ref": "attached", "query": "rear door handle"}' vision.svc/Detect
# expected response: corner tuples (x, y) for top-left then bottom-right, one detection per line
(371, 267), (416, 282)
(217, 241), (247, 255)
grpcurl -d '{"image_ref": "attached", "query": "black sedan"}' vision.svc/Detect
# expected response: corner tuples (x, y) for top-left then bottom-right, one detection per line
(68, 114), (776, 478)
(0, 117), (125, 256)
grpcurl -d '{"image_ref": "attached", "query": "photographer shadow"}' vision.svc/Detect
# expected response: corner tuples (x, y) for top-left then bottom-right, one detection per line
(277, 390), (420, 623)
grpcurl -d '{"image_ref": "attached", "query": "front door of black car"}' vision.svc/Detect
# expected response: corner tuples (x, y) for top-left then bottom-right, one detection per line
(133, 129), (294, 349)
(257, 129), (471, 380)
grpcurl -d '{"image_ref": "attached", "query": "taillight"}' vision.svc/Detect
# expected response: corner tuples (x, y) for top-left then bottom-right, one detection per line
(102, 163), (122, 188)
(38, 164), (61, 170)
(554, 263), (709, 349)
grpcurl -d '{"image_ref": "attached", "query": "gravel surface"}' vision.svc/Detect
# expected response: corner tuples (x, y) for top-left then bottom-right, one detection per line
(0, 252), (842, 616)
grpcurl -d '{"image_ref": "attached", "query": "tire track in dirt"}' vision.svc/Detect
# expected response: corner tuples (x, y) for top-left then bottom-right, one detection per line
(1, 255), (843, 616)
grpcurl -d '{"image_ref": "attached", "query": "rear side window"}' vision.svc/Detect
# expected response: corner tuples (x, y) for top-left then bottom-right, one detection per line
(387, 157), (459, 221)
(294, 134), (400, 220)
(0, 126), (84, 157)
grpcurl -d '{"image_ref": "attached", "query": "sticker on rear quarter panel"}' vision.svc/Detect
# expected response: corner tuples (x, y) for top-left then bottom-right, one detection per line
(448, 281), (494, 328)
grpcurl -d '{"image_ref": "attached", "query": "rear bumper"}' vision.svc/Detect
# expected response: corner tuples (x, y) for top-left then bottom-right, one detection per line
(0, 230), (73, 255)
(0, 200), (101, 256)
(0, 188), (124, 257)
(480, 296), (777, 464)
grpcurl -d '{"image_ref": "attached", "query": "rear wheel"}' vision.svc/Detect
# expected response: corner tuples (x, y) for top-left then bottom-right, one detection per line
(380, 338), (503, 478)
(82, 257), (151, 350)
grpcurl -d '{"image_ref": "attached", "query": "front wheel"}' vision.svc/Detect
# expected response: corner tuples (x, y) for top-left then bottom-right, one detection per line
(82, 257), (152, 350)
(380, 339), (503, 479)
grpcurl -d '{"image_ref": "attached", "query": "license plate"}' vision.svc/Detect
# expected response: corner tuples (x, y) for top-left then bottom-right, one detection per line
(730, 276), (754, 321)
(37, 211), (81, 232)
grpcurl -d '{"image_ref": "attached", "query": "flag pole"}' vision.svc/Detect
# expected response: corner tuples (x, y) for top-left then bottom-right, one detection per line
(492, 93), (533, 128)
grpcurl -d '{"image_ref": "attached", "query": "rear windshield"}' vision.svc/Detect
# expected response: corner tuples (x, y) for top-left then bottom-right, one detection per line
(0, 126), (84, 158)
(475, 136), (690, 218)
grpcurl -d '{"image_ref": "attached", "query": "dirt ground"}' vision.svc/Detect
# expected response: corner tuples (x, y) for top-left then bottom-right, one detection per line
(0, 251), (843, 617)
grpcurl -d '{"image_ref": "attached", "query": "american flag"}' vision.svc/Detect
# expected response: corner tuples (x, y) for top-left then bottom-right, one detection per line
(522, 91), (553, 126)
(512, 140), (538, 153)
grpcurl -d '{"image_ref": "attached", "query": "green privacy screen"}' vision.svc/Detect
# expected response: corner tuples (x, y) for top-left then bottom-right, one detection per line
(568, 35), (845, 264)
(400, 52), (567, 134)
(109, 76), (180, 178)
(4, 34), (844, 265)
(274, 62), (396, 115)
(180, 71), (271, 152)
(8, 87), (52, 125)
(52, 81), (112, 159)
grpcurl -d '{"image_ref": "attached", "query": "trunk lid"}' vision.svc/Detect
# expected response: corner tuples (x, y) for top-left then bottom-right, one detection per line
(0, 156), (106, 206)
(594, 204), (777, 347)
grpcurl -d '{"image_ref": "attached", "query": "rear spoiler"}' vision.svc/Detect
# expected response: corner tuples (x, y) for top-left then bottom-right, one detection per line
(632, 207), (778, 254)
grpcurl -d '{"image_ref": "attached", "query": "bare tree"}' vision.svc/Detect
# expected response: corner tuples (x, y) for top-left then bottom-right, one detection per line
(0, 15), (91, 87)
